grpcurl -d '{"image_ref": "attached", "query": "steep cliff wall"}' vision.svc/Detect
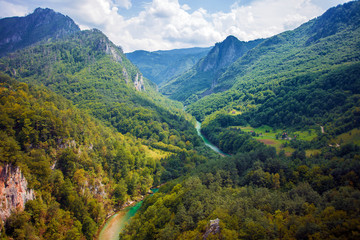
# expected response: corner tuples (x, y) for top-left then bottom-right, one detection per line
(134, 73), (146, 91)
(0, 164), (35, 222)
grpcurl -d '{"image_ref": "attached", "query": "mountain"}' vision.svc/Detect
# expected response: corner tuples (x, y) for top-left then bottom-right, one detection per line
(186, 0), (360, 124)
(0, 27), (204, 154)
(0, 11), (210, 240)
(160, 36), (263, 103)
(196, 36), (261, 73)
(126, 47), (211, 86)
(0, 8), (80, 57)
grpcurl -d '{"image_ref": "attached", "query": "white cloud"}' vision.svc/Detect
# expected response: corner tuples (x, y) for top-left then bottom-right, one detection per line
(0, 0), (29, 18)
(181, 4), (191, 11)
(114, 0), (132, 9)
(0, 0), (353, 51)
(210, 0), (323, 41)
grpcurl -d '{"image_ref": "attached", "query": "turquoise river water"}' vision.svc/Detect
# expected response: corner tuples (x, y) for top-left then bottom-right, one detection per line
(98, 121), (226, 239)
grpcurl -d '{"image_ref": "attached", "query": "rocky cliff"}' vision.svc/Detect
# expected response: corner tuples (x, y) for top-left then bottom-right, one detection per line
(134, 73), (146, 91)
(0, 164), (35, 222)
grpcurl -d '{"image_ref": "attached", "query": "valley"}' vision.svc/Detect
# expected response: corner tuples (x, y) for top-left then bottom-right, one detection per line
(0, 1), (360, 240)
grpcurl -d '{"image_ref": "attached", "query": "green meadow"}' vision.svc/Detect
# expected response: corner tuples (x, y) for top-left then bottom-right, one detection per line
(231, 125), (319, 156)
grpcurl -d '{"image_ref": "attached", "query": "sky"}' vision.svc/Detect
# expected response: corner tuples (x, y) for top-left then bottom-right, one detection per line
(0, 0), (353, 52)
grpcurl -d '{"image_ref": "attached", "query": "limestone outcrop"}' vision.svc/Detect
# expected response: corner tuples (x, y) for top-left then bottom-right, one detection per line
(0, 164), (35, 222)
(203, 218), (220, 239)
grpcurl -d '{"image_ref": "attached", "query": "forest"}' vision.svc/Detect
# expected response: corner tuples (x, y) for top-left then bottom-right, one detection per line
(1, 1), (360, 240)
(0, 28), (208, 240)
(120, 142), (360, 239)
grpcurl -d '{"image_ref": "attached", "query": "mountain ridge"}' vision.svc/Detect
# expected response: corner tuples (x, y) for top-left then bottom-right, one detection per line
(126, 46), (211, 86)
(160, 36), (264, 103)
(0, 7), (80, 57)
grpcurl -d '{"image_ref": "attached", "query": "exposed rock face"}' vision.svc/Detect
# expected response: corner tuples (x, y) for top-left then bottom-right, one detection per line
(134, 73), (146, 91)
(203, 218), (220, 240)
(95, 32), (123, 63)
(0, 164), (35, 222)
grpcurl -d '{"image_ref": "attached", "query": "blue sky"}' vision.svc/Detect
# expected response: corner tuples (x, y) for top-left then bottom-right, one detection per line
(0, 0), (353, 52)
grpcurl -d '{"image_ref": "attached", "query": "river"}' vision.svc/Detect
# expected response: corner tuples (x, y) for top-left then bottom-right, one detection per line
(98, 189), (158, 240)
(195, 121), (228, 156)
(98, 121), (225, 239)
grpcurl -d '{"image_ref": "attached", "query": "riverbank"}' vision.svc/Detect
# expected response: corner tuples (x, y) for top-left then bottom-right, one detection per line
(97, 188), (159, 240)
(195, 121), (228, 157)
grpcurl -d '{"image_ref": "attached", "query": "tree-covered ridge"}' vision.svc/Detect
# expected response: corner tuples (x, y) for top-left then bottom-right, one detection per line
(187, 1), (360, 125)
(0, 72), (212, 239)
(0, 74), (171, 239)
(197, 62), (360, 158)
(0, 8), (80, 57)
(0, 28), (201, 153)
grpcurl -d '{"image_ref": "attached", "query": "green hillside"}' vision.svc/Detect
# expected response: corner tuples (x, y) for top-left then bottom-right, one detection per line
(187, 1), (360, 126)
(0, 74), (169, 239)
(0, 24), (209, 240)
(182, 1), (360, 160)
(0, 29), (202, 153)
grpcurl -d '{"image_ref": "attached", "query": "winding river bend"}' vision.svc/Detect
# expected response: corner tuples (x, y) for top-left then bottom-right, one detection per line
(98, 122), (226, 239)
(98, 189), (158, 240)
(195, 121), (228, 156)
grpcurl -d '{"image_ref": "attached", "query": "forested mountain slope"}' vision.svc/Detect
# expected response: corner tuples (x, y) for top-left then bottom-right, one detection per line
(126, 47), (211, 86)
(0, 8), (80, 57)
(0, 10), (213, 239)
(187, 0), (360, 126)
(0, 27), (201, 154)
(161, 36), (263, 104)
(0, 74), (161, 239)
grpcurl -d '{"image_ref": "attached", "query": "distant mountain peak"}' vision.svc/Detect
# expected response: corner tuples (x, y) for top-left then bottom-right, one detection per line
(0, 7), (80, 57)
(33, 7), (55, 14)
(224, 35), (238, 41)
(197, 35), (262, 73)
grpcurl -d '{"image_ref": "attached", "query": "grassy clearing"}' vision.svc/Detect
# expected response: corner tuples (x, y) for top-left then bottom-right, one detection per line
(334, 128), (360, 146)
(230, 125), (318, 155)
(142, 145), (172, 160)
